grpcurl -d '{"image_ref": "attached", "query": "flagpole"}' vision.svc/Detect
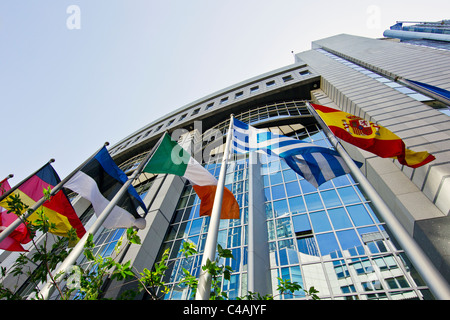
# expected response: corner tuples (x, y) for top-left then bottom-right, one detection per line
(305, 101), (450, 300)
(38, 134), (166, 300)
(0, 144), (109, 245)
(195, 114), (234, 300)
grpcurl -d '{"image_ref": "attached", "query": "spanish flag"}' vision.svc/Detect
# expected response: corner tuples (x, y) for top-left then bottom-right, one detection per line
(143, 133), (240, 219)
(0, 164), (86, 240)
(311, 104), (435, 168)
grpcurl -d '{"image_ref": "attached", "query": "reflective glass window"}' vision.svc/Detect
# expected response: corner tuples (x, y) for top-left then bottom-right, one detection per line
(310, 211), (332, 232)
(337, 186), (360, 204)
(288, 196), (306, 214)
(328, 207), (353, 229)
(292, 214), (310, 233)
(321, 189), (342, 208)
(316, 233), (340, 256)
(271, 184), (286, 200)
(286, 181), (301, 197)
(273, 199), (289, 217)
(347, 204), (374, 226)
(304, 193), (324, 211)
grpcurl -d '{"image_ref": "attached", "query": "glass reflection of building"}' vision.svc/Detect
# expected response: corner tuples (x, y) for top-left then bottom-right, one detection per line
(151, 101), (430, 300)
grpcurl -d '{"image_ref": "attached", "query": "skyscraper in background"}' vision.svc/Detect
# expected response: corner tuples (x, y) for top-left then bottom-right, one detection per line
(1, 29), (449, 300)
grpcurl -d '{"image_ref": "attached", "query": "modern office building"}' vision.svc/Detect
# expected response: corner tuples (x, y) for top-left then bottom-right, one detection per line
(1, 31), (449, 300)
(383, 20), (450, 50)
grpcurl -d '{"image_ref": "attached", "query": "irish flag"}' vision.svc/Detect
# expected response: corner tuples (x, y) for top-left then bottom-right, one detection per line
(312, 104), (435, 168)
(143, 133), (239, 219)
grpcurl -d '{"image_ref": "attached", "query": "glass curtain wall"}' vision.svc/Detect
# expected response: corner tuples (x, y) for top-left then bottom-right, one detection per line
(154, 101), (430, 300)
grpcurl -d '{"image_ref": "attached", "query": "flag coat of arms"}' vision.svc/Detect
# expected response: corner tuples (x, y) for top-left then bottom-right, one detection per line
(143, 133), (240, 219)
(311, 104), (435, 168)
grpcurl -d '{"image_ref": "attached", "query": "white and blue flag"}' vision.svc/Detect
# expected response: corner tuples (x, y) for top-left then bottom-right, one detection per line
(231, 118), (351, 188)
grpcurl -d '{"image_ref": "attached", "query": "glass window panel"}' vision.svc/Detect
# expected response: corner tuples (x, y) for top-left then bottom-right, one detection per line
(288, 196), (306, 214)
(316, 233), (341, 257)
(337, 186), (361, 204)
(183, 206), (195, 221)
(304, 193), (324, 211)
(276, 218), (293, 238)
(300, 179), (317, 194)
(166, 225), (178, 241)
(286, 181), (301, 197)
(269, 171), (283, 185)
(189, 219), (202, 236)
(263, 175), (270, 187)
(347, 204), (374, 226)
(173, 209), (184, 223)
(273, 199), (289, 217)
(321, 189), (342, 208)
(177, 221), (190, 238)
(386, 278), (399, 289)
(336, 229), (362, 252)
(282, 169), (297, 182)
(297, 236), (319, 256)
(188, 235), (199, 247)
(265, 202), (273, 219)
(397, 276), (410, 288)
(217, 230), (227, 248)
(279, 248), (289, 266)
(264, 187), (271, 201)
(271, 184), (286, 200)
(287, 247), (299, 264)
(328, 207), (353, 229)
(228, 226), (242, 247)
(310, 211), (332, 232)
(292, 214), (310, 233)
(331, 175), (350, 187)
(177, 196), (188, 209)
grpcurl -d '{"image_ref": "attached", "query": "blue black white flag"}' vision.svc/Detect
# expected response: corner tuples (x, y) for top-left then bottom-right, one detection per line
(64, 146), (147, 229)
(231, 118), (351, 188)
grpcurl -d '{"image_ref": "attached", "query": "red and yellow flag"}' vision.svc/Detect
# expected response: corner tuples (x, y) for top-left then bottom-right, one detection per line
(311, 104), (435, 168)
(0, 164), (86, 241)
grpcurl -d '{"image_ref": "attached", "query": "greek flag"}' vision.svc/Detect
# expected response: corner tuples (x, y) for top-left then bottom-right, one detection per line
(231, 118), (351, 187)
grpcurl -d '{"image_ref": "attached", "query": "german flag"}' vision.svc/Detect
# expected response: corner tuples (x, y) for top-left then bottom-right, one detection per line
(312, 104), (435, 168)
(0, 164), (85, 240)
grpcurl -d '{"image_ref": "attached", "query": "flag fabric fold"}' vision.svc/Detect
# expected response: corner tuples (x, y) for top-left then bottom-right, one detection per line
(0, 165), (86, 242)
(311, 104), (435, 168)
(0, 178), (32, 252)
(231, 118), (351, 187)
(63, 146), (148, 230)
(143, 133), (240, 219)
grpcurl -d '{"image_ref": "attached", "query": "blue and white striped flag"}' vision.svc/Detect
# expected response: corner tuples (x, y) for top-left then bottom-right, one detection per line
(231, 118), (351, 188)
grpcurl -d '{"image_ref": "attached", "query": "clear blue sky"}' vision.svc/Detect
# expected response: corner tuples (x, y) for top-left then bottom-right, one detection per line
(0, 0), (448, 184)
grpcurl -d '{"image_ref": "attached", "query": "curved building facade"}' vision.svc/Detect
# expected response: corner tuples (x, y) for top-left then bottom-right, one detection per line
(2, 34), (449, 300)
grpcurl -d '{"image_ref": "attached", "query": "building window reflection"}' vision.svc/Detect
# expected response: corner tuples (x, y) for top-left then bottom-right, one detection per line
(152, 101), (428, 300)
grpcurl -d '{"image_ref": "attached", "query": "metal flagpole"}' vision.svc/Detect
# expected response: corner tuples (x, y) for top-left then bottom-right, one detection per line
(305, 101), (450, 300)
(38, 134), (166, 300)
(195, 114), (234, 300)
(0, 143), (109, 245)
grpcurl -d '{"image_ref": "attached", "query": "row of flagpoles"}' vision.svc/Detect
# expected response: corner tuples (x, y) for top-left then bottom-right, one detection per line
(0, 101), (449, 300)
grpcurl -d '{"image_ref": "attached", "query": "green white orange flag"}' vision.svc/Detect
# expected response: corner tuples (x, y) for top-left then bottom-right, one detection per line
(311, 104), (435, 168)
(143, 133), (240, 219)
